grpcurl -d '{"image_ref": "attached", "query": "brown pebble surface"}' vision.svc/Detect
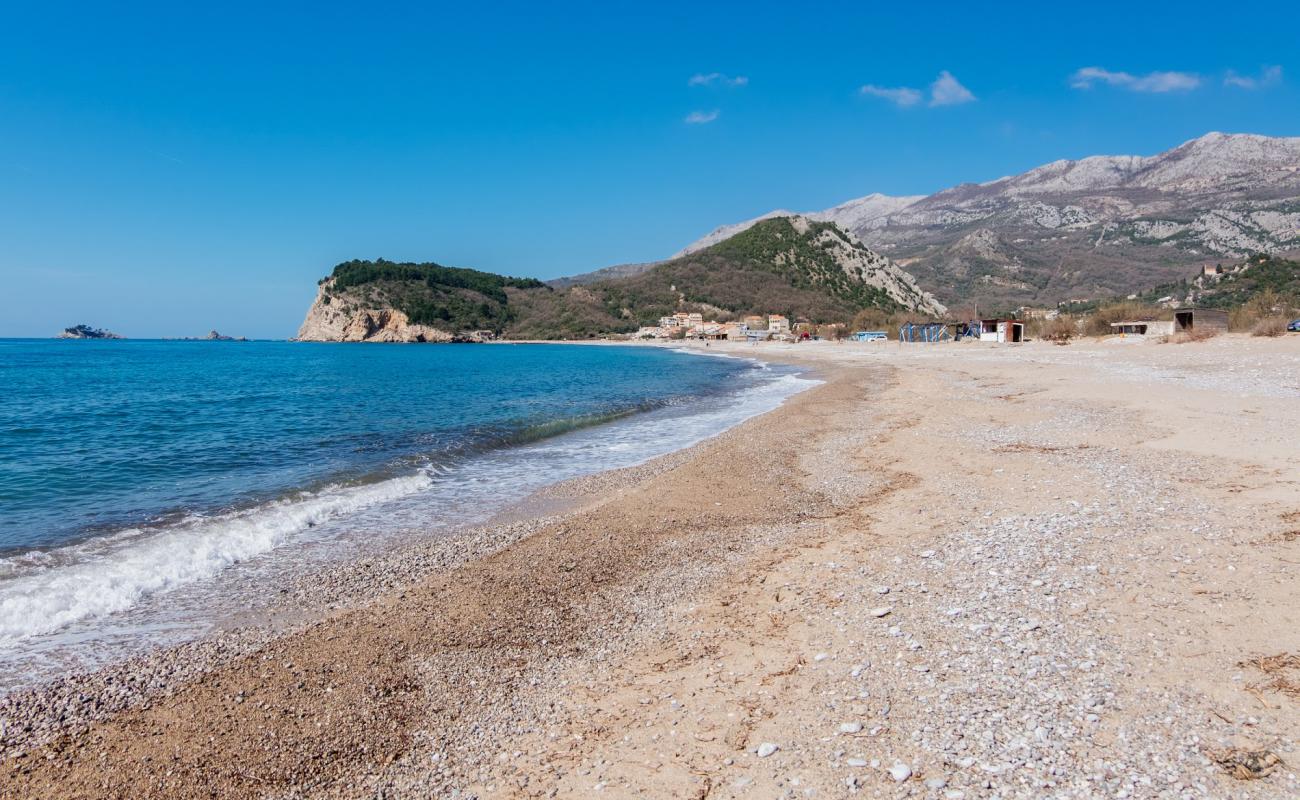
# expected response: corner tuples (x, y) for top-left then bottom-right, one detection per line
(5, 335), (1300, 799)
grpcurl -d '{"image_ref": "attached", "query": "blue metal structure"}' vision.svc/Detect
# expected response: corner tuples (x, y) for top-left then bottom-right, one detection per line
(898, 322), (951, 343)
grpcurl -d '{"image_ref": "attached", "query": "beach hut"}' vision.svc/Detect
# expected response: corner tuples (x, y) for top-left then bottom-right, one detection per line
(898, 322), (951, 343)
(974, 319), (1024, 343)
(1109, 319), (1175, 337)
(1174, 308), (1229, 333)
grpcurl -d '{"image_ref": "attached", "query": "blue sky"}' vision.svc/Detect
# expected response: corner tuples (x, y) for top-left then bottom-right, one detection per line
(1, 1), (1296, 338)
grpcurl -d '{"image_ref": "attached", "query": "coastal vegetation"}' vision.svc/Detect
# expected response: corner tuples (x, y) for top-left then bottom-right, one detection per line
(1130, 255), (1299, 313)
(588, 218), (908, 328)
(320, 259), (545, 333)
(1084, 255), (1299, 334)
(302, 218), (939, 341)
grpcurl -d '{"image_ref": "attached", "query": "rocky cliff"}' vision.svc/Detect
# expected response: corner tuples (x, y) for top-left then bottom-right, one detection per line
(57, 325), (123, 340)
(295, 280), (456, 342)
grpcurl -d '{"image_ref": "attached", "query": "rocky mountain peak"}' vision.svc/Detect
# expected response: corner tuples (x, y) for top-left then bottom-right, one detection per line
(673, 132), (1300, 310)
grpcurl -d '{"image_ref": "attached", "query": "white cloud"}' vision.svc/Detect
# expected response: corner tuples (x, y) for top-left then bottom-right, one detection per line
(684, 109), (720, 125)
(859, 84), (923, 107)
(688, 72), (748, 87)
(928, 70), (976, 106)
(1070, 66), (1200, 93)
(1224, 65), (1283, 89)
(859, 71), (973, 108)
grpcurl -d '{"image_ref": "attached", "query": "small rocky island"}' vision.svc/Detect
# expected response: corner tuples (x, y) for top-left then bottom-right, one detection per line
(57, 324), (123, 340)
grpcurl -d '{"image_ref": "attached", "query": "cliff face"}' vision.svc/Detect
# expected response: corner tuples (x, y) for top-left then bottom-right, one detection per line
(786, 216), (947, 317)
(295, 281), (455, 343)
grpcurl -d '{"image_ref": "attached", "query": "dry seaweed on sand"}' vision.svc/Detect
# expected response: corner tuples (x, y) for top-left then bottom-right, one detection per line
(1239, 652), (1300, 698)
(1208, 748), (1283, 780)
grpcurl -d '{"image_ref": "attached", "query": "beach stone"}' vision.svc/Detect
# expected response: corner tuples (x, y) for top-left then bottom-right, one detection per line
(870, 607), (892, 618)
(839, 722), (862, 734)
(756, 742), (779, 758)
(888, 761), (912, 782)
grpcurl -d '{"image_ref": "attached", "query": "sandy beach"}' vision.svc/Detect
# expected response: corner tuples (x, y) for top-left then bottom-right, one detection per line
(4, 335), (1300, 799)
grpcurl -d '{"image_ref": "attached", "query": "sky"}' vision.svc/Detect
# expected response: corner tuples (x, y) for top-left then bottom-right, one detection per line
(1, 1), (1297, 338)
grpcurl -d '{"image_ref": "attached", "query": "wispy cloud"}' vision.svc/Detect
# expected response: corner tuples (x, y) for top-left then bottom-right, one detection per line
(928, 71), (976, 106)
(684, 109), (720, 125)
(688, 72), (748, 88)
(859, 71), (975, 108)
(1224, 65), (1283, 89)
(1070, 66), (1200, 93)
(858, 84), (923, 107)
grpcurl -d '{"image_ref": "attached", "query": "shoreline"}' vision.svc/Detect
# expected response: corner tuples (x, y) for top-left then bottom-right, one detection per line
(0, 347), (821, 748)
(4, 336), (1299, 798)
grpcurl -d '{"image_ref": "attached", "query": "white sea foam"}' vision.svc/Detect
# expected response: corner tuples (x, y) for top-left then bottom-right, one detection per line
(0, 358), (818, 664)
(0, 471), (433, 645)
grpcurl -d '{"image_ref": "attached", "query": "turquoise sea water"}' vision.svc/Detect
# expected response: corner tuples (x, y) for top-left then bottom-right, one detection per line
(0, 340), (812, 685)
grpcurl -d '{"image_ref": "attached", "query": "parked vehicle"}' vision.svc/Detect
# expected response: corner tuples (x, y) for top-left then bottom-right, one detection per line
(851, 330), (888, 342)
(1288, 319), (1300, 332)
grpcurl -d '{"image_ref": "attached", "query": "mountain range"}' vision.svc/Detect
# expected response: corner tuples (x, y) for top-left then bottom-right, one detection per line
(673, 132), (1300, 310)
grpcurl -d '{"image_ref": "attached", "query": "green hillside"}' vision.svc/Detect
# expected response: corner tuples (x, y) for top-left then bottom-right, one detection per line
(322, 259), (545, 333)
(312, 218), (933, 340)
(1132, 255), (1300, 309)
(587, 217), (906, 327)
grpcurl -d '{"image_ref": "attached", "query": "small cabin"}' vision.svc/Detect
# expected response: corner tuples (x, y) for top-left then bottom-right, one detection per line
(975, 319), (1024, 343)
(1110, 320), (1175, 337)
(1174, 308), (1229, 333)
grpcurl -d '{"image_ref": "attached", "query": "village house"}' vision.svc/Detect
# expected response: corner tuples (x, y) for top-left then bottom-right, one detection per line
(689, 323), (726, 340)
(660, 312), (694, 329)
(767, 315), (790, 334)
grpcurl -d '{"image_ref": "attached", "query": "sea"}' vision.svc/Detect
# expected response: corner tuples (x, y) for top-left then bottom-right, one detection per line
(0, 339), (814, 690)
